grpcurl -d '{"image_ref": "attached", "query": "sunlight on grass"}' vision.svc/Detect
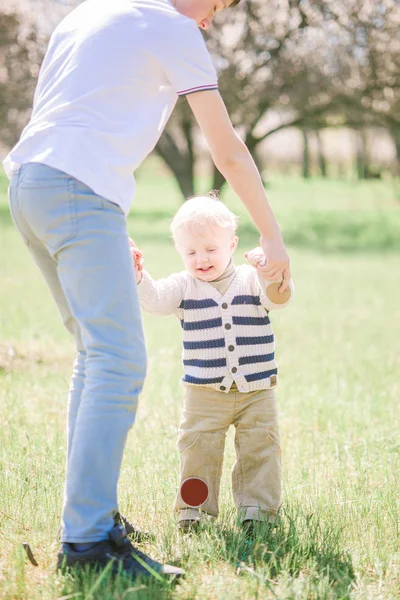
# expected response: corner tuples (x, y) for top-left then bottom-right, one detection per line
(0, 165), (399, 599)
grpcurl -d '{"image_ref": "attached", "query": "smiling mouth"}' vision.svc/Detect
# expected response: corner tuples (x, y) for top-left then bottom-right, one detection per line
(198, 266), (213, 273)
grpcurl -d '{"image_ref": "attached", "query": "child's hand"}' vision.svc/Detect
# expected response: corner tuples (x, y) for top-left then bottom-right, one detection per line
(245, 247), (265, 268)
(246, 246), (292, 303)
(129, 238), (144, 284)
(245, 247), (279, 281)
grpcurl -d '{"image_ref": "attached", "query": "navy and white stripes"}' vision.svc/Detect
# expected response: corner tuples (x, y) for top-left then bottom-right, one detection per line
(138, 264), (293, 393)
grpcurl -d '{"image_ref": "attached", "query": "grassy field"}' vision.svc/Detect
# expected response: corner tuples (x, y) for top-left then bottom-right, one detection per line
(0, 165), (399, 599)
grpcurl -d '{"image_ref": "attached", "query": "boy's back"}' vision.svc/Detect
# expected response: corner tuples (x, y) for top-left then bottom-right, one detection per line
(3, 0), (217, 212)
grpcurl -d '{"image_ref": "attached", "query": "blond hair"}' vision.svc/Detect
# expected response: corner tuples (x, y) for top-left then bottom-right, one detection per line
(170, 194), (238, 245)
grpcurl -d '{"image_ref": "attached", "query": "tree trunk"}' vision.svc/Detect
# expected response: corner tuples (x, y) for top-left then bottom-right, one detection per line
(315, 130), (327, 177)
(155, 117), (195, 199)
(302, 127), (310, 178)
(212, 133), (266, 192)
(182, 116), (195, 194)
(390, 127), (400, 177)
(212, 166), (226, 193)
(355, 128), (369, 179)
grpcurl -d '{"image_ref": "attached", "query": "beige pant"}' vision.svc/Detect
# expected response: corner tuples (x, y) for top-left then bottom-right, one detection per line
(174, 384), (281, 523)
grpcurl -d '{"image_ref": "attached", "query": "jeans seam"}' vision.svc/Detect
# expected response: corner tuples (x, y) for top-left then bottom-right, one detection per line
(9, 172), (30, 247)
(52, 177), (78, 253)
(69, 177), (78, 240)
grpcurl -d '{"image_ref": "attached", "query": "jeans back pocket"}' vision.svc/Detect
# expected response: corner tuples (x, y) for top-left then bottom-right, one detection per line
(18, 164), (78, 255)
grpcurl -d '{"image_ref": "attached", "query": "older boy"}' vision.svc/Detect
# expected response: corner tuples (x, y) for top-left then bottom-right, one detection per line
(4, 0), (290, 577)
(133, 197), (293, 531)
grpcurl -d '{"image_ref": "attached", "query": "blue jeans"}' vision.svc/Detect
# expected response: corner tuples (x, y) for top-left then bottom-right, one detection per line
(8, 163), (146, 543)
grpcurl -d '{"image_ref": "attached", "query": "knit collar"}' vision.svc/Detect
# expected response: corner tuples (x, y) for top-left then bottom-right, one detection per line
(195, 264), (247, 303)
(210, 258), (235, 282)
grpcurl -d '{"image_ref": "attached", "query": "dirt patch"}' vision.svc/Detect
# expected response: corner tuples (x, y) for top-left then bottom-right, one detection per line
(0, 342), (72, 373)
(0, 344), (42, 373)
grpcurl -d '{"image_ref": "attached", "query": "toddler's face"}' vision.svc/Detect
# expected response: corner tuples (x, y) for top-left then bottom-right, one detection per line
(176, 224), (238, 281)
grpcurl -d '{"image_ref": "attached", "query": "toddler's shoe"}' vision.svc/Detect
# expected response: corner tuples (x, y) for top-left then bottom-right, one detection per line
(242, 519), (257, 536)
(177, 508), (201, 533)
(242, 516), (278, 537)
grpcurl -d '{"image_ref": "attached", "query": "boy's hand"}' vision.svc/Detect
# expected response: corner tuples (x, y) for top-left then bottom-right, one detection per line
(245, 247), (265, 269)
(245, 246), (284, 283)
(245, 246), (292, 303)
(129, 238), (144, 284)
(260, 236), (291, 293)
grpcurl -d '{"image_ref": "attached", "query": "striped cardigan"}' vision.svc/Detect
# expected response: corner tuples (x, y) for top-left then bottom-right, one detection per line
(137, 264), (293, 393)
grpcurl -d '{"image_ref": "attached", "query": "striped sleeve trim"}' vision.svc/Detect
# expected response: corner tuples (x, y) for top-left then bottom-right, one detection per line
(177, 84), (218, 96)
(183, 358), (227, 368)
(183, 338), (226, 350)
(245, 368), (278, 383)
(236, 335), (274, 346)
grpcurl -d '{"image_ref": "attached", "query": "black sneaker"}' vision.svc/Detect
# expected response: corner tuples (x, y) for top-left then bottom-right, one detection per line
(57, 523), (184, 579)
(114, 512), (154, 543)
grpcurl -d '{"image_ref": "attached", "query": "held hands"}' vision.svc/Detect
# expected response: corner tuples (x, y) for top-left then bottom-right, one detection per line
(245, 245), (292, 303)
(245, 244), (289, 288)
(245, 247), (266, 268)
(245, 246), (276, 278)
(129, 238), (143, 284)
(255, 236), (291, 293)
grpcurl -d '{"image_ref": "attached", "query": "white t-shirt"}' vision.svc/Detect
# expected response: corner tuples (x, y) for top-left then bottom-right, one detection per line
(3, 0), (218, 213)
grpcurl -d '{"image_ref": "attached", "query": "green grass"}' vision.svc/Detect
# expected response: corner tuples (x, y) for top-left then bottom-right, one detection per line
(0, 164), (399, 599)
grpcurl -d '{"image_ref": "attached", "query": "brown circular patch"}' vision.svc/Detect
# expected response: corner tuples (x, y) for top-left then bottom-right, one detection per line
(266, 281), (291, 304)
(180, 477), (209, 507)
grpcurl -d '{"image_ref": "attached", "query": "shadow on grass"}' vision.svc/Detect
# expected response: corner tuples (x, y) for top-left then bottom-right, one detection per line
(57, 563), (179, 599)
(187, 507), (355, 599)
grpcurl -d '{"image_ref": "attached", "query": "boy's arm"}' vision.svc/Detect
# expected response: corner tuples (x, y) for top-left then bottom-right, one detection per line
(138, 270), (186, 316)
(246, 247), (294, 311)
(129, 239), (185, 313)
(186, 90), (290, 291)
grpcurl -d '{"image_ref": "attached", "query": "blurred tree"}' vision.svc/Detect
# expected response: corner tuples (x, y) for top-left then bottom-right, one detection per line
(315, 131), (327, 177)
(0, 0), (75, 149)
(309, 0), (400, 176)
(0, 10), (44, 147)
(158, 0), (315, 195)
(1, 0), (398, 187)
(302, 127), (311, 178)
(156, 0), (352, 194)
(156, 0), (400, 194)
(154, 98), (196, 197)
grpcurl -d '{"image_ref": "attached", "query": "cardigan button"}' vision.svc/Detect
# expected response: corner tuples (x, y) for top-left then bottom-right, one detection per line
(221, 303), (228, 309)
(220, 385), (226, 391)
(228, 345), (235, 352)
(225, 323), (231, 330)
(231, 367), (237, 373)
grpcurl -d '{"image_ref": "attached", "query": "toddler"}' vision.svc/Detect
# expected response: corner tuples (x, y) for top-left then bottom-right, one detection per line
(132, 196), (293, 531)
